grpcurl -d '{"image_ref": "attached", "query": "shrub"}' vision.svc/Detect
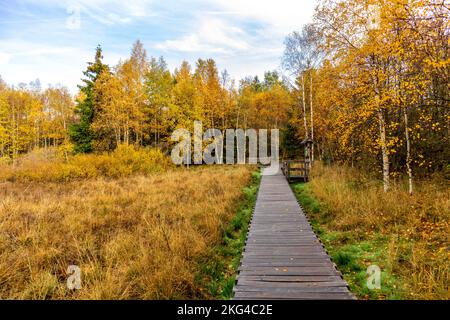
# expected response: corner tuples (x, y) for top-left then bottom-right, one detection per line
(0, 145), (172, 182)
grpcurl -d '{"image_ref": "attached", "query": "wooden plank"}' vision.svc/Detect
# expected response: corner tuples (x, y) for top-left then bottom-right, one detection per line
(238, 270), (338, 276)
(236, 275), (345, 282)
(236, 280), (348, 288)
(234, 286), (350, 293)
(233, 292), (354, 300)
(240, 262), (334, 268)
(241, 257), (332, 263)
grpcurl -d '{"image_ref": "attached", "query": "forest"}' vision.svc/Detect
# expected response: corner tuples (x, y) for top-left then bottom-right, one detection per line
(1, 1), (448, 191)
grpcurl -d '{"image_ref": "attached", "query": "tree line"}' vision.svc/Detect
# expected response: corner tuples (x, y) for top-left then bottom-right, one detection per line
(69, 41), (293, 154)
(0, 79), (73, 160)
(0, 41), (292, 159)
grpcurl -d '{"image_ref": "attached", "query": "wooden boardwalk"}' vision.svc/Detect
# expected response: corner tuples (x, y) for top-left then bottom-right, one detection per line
(233, 167), (354, 300)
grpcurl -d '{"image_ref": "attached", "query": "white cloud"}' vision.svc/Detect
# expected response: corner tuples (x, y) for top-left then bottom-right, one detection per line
(155, 1), (316, 82)
(156, 17), (249, 54)
(0, 53), (11, 66)
(212, 0), (315, 34)
(0, 40), (89, 92)
(19, 0), (154, 25)
(156, 34), (227, 53)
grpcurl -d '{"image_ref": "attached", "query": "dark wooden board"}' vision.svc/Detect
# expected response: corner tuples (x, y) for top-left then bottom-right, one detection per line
(233, 292), (354, 300)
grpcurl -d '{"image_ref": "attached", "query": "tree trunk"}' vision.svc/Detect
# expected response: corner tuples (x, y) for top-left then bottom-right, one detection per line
(301, 75), (308, 139)
(372, 65), (390, 193)
(351, 138), (354, 168)
(309, 72), (314, 162)
(115, 128), (120, 147)
(377, 108), (390, 193)
(403, 107), (413, 194)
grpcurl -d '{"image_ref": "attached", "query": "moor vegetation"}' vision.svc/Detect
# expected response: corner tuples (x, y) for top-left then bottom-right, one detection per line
(294, 164), (449, 300)
(0, 164), (255, 299)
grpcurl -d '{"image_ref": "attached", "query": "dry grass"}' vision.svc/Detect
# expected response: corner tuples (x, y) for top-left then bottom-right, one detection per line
(0, 165), (253, 299)
(0, 145), (171, 182)
(307, 163), (449, 299)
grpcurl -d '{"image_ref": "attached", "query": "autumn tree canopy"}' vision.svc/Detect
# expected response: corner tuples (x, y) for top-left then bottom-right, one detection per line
(0, 0), (447, 192)
(284, 0), (449, 192)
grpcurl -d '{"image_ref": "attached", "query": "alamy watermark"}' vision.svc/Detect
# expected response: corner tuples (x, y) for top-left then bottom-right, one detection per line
(67, 265), (81, 290)
(171, 121), (280, 175)
(366, 265), (381, 290)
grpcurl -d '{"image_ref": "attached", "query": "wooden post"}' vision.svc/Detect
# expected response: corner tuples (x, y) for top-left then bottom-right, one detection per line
(287, 161), (291, 182)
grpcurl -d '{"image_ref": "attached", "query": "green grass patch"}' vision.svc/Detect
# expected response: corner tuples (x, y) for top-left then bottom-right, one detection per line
(196, 169), (261, 299)
(291, 182), (405, 300)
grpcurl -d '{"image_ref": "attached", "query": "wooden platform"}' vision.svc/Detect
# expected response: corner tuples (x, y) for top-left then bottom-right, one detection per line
(233, 167), (354, 300)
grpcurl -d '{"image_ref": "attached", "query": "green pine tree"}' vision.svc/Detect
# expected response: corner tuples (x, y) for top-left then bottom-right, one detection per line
(282, 121), (303, 159)
(69, 45), (109, 153)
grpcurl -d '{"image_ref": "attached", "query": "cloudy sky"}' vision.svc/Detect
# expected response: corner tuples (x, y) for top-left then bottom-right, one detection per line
(0, 0), (316, 93)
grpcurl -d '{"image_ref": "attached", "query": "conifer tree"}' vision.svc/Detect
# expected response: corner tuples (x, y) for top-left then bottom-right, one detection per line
(69, 45), (109, 153)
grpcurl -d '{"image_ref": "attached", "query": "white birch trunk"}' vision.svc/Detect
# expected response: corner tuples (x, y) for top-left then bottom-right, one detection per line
(310, 72), (314, 162)
(377, 108), (390, 193)
(403, 107), (413, 194)
(301, 75), (308, 139)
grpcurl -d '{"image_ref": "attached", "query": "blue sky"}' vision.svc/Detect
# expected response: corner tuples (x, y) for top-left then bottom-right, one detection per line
(0, 0), (315, 93)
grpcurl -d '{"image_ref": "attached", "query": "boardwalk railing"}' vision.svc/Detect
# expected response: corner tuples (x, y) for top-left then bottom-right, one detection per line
(281, 160), (310, 182)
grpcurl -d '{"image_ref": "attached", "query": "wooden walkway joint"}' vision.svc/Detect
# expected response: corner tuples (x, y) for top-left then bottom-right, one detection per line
(233, 167), (354, 300)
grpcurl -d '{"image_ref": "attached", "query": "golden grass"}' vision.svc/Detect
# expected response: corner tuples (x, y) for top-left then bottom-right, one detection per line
(0, 165), (253, 299)
(0, 145), (171, 182)
(308, 163), (449, 299)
